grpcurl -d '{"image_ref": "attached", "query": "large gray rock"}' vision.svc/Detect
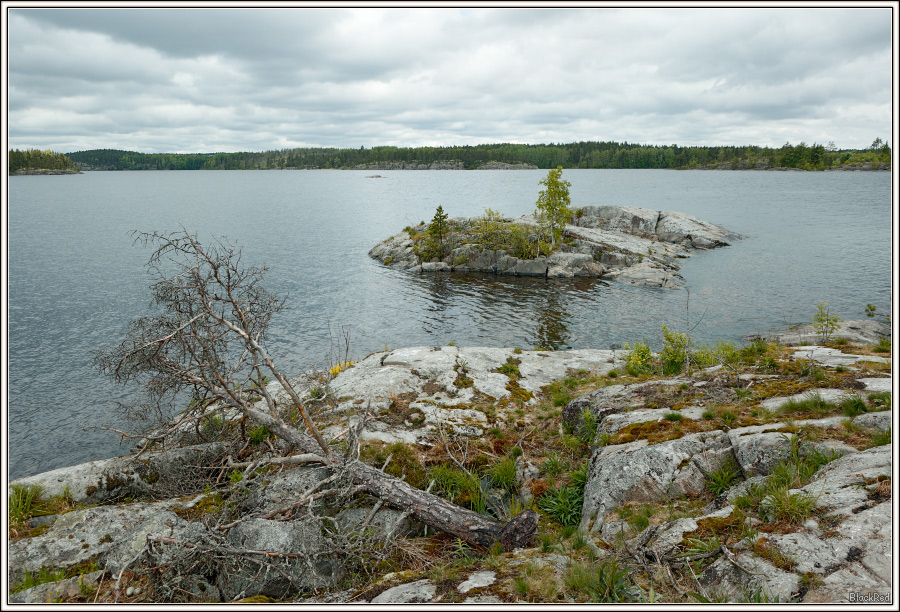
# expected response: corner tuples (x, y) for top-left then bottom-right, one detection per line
(561, 378), (687, 429)
(798, 444), (891, 515)
(852, 412), (892, 431)
(370, 579), (437, 603)
(9, 442), (230, 504)
(581, 431), (733, 533)
(766, 319), (890, 346)
(220, 517), (343, 601)
(9, 570), (105, 604)
(248, 465), (333, 515)
(698, 554), (799, 602)
(8, 500), (209, 584)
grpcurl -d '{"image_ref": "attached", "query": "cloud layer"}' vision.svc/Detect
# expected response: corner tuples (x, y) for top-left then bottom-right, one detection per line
(6, 7), (894, 153)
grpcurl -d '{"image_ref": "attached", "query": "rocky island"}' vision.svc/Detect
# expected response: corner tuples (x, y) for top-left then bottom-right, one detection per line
(8, 317), (891, 604)
(370, 205), (740, 289)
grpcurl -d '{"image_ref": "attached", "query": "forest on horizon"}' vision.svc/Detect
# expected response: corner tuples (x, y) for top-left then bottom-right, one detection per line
(9, 138), (892, 173)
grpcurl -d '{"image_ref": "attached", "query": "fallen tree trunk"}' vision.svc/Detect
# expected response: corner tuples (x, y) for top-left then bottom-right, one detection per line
(243, 403), (537, 550)
(97, 229), (537, 555)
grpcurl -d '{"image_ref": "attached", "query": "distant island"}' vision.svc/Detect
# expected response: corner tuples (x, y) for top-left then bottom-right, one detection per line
(9, 139), (891, 174)
(8, 149), (81, 175)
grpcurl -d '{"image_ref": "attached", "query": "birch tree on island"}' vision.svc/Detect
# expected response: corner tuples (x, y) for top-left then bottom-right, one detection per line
(95, 229), (536, 552)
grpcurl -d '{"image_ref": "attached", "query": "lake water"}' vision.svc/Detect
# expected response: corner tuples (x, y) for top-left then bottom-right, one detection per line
(6, 169), (893, 479)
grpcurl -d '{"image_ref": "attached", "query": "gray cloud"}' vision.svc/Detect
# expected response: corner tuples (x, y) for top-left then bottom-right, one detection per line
(6, 6), (893, 153)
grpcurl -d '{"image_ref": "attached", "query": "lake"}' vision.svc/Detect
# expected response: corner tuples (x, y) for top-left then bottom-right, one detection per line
(6, 169), (892, 479)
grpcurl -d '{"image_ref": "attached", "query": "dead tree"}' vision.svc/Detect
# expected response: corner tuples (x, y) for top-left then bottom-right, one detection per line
(96, 229), (535, 550)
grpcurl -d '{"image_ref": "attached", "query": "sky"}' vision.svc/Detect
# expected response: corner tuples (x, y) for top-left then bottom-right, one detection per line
(3, 4), (896, 154)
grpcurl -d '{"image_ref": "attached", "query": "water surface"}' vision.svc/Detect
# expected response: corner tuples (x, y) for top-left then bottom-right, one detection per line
(7, 169), (892, 479)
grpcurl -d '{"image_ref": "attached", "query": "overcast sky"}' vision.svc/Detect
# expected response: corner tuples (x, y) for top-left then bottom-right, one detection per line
(4, 5), (895, 153)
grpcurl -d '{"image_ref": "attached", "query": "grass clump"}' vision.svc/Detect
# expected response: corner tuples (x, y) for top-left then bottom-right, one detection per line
(839, 394), (868, 418)
(705, 459), (742, 496)
(779, 392), (837, 418)
(868, 429), (892, 448)
(537, 463), (588, 527)
(487, 456), (519, 493)
(872, 336), (891, 353)
(564, 559), (635, 603)
(733, 434), (838, 526)
(10, 567), (70, 593)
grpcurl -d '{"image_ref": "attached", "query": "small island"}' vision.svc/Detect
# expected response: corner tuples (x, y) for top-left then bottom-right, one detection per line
(370, 204), (740, 289)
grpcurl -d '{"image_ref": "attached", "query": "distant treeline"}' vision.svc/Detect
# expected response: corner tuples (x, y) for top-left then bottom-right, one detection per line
(11, 139), (893, 173)
(8, 148), (79, 173)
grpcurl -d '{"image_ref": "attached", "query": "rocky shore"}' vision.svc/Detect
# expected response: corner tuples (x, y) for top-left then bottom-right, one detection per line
(7, 318), (891, 604)
(10, 168), (82, 175)
(369, 205), (740, 288)
(352, 161), (538, 171)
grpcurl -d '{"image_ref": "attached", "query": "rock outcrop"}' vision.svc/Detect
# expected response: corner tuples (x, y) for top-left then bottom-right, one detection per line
(370, 205), (739, 288)
(8, 340), (890, 604)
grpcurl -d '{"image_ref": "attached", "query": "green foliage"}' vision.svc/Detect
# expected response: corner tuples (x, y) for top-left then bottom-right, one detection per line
(9, 484), (44, 525)
(60, 139), (890, 172)
(623, 341), (652, 375)
(867, 392), (891, 411)
(705, 459), (742, 496)
(11, 567), (70, 593)
(428, 205), (450, 248)
(497, 361), (521, 379)
(735, 434), (837, 524)
(8, 148), (78, 173)
(534, 166), (572, 246)
(537, 485), (583, 526)
(840, 394), (868, 418)
(663, 411), (683, 422)
(659, 324), (690, 375)
(779, 392), (836, 417)
(812, 302), (842, 343)
(248, 426), (271, 445)
(872, 336), (891, 353)
(541, 453), (568, 477)
(564, 559), (635, 603)
(430, 464), (484, 510)
(869, 429), (892, 447)
(414, 205), (452, 262)
(487, 457), (519, 493)
(577, 408), (599, 445)
(470, 209), (546, 259)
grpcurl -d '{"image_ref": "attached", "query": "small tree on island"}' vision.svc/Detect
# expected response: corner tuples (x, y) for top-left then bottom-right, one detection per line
(428, 205), (450, 252)
(535, 166), (572, 248)
(416, 205), (452, 262)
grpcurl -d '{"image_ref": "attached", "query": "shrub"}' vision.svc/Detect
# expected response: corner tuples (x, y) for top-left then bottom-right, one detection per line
(663, 412), (683, 422)
(660, 324), (690, 375)
(578, 408), (599, 445)
(812, 302), (842, 343)
(623, 341), (652, 375)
